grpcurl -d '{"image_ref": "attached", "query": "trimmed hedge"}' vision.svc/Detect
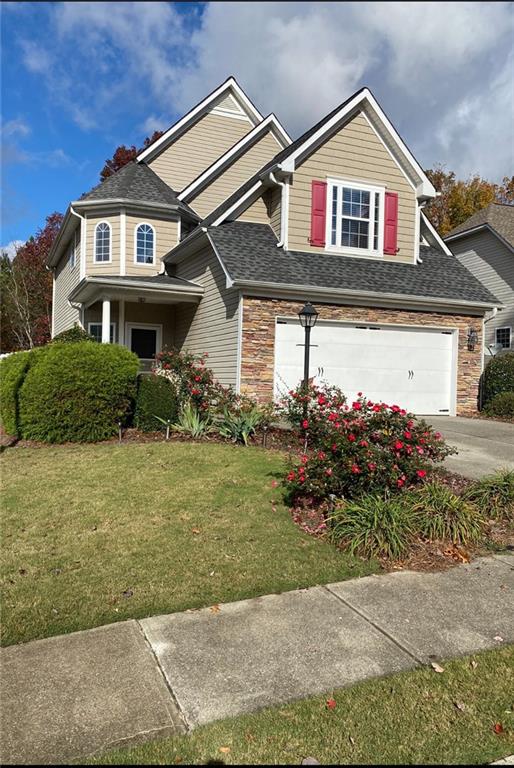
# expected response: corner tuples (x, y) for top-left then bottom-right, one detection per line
(18, 342), (139, 442)
(52, 324), (94, 344)
(483, 391), (514, 419)
(133, 373), (178, 432)
(482, 352), (514, 407)
(0, 351), (33, 436)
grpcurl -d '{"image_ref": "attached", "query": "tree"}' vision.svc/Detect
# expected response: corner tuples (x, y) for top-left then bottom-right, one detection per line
(99, 130), (164, 180)
(2, 212), (63, 351)
(424, 167), (514, 236)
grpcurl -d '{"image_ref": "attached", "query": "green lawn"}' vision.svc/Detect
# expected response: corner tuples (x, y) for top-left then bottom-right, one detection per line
(92, 646), (514, 765)
(1, 442), (376, 646)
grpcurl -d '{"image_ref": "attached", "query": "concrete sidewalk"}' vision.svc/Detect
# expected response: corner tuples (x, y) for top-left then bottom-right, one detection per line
(1, 554), (513, 764)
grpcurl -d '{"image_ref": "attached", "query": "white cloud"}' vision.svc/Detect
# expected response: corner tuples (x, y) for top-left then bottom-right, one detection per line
(1, 240), (25, 260)
(17, 1), (514, 180)
(2, 118), (31, 139)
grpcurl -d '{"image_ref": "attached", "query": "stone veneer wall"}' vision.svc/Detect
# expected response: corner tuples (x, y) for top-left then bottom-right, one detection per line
(240, 296), (484, 415)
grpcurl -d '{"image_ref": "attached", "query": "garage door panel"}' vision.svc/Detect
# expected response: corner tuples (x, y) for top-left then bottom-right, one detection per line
(274, 320), (454, 416)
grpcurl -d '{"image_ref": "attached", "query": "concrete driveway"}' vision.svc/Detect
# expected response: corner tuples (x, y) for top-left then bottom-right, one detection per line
(427, 416), (514, 479)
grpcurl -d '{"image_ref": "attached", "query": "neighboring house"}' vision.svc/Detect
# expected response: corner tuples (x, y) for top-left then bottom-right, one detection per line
(445, 204), (514, 356)
(48, 77), (499, 416)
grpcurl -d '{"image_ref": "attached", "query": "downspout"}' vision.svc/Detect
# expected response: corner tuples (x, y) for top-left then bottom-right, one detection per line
(268, 171), (287, 248)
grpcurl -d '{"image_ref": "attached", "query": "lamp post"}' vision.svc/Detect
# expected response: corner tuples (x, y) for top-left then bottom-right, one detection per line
(298, 302), (319, 390)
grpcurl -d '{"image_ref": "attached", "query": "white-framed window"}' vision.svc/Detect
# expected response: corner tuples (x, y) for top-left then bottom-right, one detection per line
(88, 322), (116, 343)
(68, 244), (76, 270)
(326, 178), (384, 257)
(134, 223), (155, 265)
(496, 327), (511, 349)
(94, 221), (111, 263)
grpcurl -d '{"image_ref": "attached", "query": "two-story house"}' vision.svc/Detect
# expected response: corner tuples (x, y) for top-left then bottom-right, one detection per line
(48, 77), (499, 416)
(445, 203), (514, 356)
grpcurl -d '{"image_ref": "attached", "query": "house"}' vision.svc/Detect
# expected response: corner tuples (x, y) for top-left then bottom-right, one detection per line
(48, 77), (500, 417)
(445, 203), (514, 356)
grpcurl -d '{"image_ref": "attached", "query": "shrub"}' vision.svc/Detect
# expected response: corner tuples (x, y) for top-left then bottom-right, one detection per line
(0, 351), (33, 436)
(408, 482), (484, 545)
(18, 342), (139, 442)
(282, 384), (454, 503)
(52, 324), (95, 344)
(329, 494), (414, 560)
(464, 470), (514, 522)
(133, 374), (178, 432)
(483, 391), (514, 419)
(482, 352), (514, 407)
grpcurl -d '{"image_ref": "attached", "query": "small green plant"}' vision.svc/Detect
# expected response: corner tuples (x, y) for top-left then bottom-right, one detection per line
(217, 406), (263, 446)
(464, 470), (514, 522)
(481, 352), (514, 407)
(408, 482), (484, 545)
(328, 494), (414, 560)
(172, 402), (214, 439)
(133, 374), (178, 432)
(483, 391), (514, 419)
(51, 324), (95, 343)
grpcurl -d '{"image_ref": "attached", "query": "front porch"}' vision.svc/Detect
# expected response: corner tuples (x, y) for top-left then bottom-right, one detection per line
(68, 275), (204, 367)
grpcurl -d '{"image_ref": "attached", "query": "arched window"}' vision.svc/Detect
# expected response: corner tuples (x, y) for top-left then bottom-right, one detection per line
(94, 222), (111, 262)
(135, 223), (155, 264)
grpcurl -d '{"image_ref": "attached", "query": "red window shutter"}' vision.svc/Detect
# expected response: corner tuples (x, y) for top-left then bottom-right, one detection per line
(383, 191), (399, 255)
(310, 180), (327, 247)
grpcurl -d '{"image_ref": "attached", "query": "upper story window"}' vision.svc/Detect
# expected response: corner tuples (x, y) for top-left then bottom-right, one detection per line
(68, 244), (76, 270)
(327, 179), (384, 257)
(496, 327), (511, 349)
(135, 223), (155, 264)
(94, 222), (111, 262)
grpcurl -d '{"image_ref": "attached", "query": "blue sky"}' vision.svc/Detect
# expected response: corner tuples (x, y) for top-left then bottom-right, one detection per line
(2, 1), (513, 253)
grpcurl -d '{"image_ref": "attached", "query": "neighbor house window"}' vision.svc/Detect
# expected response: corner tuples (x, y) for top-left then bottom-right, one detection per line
(135, 223), (155, 264)
(94, 222), (111, 262)
(88, 323), (116, 343)
(68, 245), (76, 270)
(327, 180), (383, 255)
(496, 327), (511, 349)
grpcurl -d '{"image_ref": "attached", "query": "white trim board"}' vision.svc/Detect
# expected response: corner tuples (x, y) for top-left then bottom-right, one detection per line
(137, 77), (264, 163)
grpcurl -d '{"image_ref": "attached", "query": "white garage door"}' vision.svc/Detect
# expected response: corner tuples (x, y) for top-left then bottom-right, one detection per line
(274, 320), (455, 415)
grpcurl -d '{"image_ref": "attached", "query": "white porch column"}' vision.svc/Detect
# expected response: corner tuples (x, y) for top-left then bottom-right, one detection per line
(118, 299), (125, 346)
(101, 298), (111, 343)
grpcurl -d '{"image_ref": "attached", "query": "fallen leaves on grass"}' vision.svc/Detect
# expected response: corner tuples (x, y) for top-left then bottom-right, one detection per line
(431, 662), (445, 673)
(191, 528), (201, 535)
(326, 698), (337, 710)
(493, 723), (504, 734)
(219, 746), (231, 754)
(454, 701), (466, 712)
(210, 604), (221, 614)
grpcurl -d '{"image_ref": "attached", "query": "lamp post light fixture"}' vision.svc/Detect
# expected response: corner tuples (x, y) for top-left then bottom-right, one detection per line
(467, 326), (478, 351)
(298, 302), (319, 390)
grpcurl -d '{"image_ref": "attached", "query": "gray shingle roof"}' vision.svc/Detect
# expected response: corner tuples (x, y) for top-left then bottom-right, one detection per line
(207, 221), (499, 306)
(446, 203), (514, 248)
(80, 161), (199, 218)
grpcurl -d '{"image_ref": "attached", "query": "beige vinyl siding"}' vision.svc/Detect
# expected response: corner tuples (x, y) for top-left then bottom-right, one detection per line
(211, 93), (244, 113)
(236, 194), (270, 224)
(287, 111), (417, 263)
(269, 186), (281, 237)
(86, 214), (121, 275)
(148, 113), (252, 192)
(125, 213), (179, 276)
(174, 244), (239, 388)
(190, 132), (282, 218)
(53, 229), (81, 336)
(450, 230), (514, 351)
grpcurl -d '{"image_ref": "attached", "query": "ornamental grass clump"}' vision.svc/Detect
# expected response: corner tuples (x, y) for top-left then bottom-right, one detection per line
(281, 383), (454, 503)
(408, 482), (484, 545)
(464, 470), (514, 522)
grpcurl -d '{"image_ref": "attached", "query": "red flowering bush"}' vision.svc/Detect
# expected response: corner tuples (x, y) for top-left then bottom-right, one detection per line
(281, 383), (455, 503)
(153, 347), (235, 414)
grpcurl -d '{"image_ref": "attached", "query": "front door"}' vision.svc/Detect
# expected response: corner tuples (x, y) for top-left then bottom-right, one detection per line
(126, 323), (162, 362)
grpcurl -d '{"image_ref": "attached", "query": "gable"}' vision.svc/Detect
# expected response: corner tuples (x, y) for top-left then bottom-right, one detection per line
(189, 130), (283, 219)
(148, 111), (253, 193)
(287, 111), (418, 263)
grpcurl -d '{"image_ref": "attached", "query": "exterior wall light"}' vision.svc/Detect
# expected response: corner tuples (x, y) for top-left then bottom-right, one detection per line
(467, 327), (478, 351)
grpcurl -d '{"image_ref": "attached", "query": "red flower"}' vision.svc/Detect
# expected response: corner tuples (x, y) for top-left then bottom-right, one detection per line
(301, 454), (308, 464)
(318, 451), (326, 460)
(318, 395), (326, 405)
(352, 401), (362, 410)
(351, 464), (361, 474)
(328, 412), (337, 422)
(194, 375), (201, 382)
(435, 432), (442, 440)
(357, 391), (363, 397)
(397, 478), (405, 487)
(391, 405), (401, 413)
(326, 468), (333, 476)
(416, 446), (424, 455)
(348, 434), (356, 442)
(404, 431), (412, 440)
(372, 404), (381, 413)
(368, 462), (377, 471)
(394, 441), (404, 450)
(359, 440), (368, 448)
(416, 470), (427, 478)
(302, 419), (309, 429)
(287, 471), (296, 481)
(191, 388), (200, 396)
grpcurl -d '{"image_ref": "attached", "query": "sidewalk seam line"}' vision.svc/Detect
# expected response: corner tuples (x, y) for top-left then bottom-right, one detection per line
(322, 585), (426, 666)
(135, 620), (191, 733)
